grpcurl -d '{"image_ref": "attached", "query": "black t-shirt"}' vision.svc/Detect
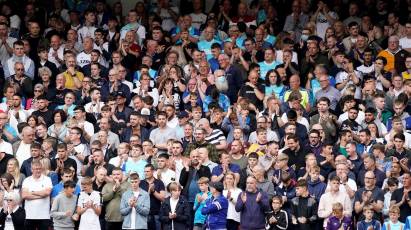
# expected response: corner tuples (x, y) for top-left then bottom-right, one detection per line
(139, 178), (165, 215)
(238, 83), (265, 110)
(391, 187), (411, 222)
(32, 109), (54, 127)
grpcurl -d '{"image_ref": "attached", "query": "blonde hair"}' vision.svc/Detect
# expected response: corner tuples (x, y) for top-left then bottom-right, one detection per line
(389, 205), (400, 214)
(198, 177), (210, 184)
(223, 172), (237, 189)
(167, 182), (181, 192)
(7, 158), (21, 184)
(332, 202), (343, 211)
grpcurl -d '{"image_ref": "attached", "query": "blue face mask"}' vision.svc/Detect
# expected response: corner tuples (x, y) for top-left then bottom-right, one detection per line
(217, 76), (226, 83)
(301, 34), (309, 41)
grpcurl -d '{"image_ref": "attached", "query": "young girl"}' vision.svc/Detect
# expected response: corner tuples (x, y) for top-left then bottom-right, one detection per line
(223, 172), (242, 230)
(265, 195), (289, 230)
(159, 182), (190, 230)
(325, 202), (352, 230)
(382, 206), (404, 230)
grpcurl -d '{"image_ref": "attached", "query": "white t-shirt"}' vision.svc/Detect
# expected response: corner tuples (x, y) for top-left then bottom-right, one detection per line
(16, 142), (31, 167)
(315, 12), (338, 39)
(48, 46), (65, 68)
(127, 191), (140, 230)
(400, 37), (411, 49)
(22, 175), (52, 219)
(0, 141), (12, 155)
(77, 190), (101, 230)
(223, 188), (242, 222)
(76, 51), (91, 68)
(189, 13), (207, 29)
(0, 37), (16, 66)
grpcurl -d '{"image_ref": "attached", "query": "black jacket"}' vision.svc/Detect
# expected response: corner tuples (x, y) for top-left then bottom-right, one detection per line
(265, 209), (289, 230)
(159, 196), (190, 230)
(179, 165), (211, 198)
(0, 207), (25, 230)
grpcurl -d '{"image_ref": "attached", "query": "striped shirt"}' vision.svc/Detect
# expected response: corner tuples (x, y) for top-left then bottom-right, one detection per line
(205, 129), (226, 146)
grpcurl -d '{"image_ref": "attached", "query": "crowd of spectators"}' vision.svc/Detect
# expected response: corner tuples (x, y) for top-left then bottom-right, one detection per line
(0, 0), (411, 229)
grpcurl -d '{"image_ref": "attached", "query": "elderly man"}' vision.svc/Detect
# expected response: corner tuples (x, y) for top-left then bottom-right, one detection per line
(377, 35), (409, 73)
(217, 53), (243, 103)
(12, 126), (35, 163)
(101, 68), (130, 101)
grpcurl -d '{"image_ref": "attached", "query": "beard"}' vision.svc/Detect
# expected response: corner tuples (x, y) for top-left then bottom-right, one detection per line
(215, 77), (229, 92)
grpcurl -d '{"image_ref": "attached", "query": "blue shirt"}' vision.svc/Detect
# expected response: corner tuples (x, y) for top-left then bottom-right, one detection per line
(224, 34), (246, 50)
(211, 163), (240, 177)
(198, 39), (221, 60)
(170, 26), (200, 44)
(203, 94), (230, 113)
(51, 182), (81, 198)
(258, 61), (281, 79)
(193, 191), (212, 224)
(133, 69), (157, 83)
(124, 159), (147, 179)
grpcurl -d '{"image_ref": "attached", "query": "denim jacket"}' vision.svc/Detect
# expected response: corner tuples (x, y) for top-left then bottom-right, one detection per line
(120, 189), (150, 229)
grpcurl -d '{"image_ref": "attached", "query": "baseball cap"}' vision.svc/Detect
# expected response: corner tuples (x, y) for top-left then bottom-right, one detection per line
(177, 111), (189, 119)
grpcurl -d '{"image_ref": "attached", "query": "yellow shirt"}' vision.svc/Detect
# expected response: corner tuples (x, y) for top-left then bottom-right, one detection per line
(63, 71), (84, 90)
(283, 89), (310, 109)
(402, 71), (411, 80)
(247, 143), (266, 156)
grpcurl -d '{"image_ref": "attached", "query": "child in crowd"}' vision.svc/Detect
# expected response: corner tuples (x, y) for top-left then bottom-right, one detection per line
(307, 165), (327, 201)
(357, 205), (382, 230)
(74, 177), (102, 230)
(193, 177), (212, 230)
(383, 178), (399, 218)
(325, 202), (352, 230)
(124, 144), (147, 179)
(51, 180), (78, 230)
(382, 206), (404, 230)
(265, 195), (289, 230)
(159, 182), (190, 229)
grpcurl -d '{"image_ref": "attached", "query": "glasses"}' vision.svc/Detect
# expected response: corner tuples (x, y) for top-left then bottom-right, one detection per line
(16, 68), (24, 71)
(34, 89), (43, 92)
(82, 80), (90, 83)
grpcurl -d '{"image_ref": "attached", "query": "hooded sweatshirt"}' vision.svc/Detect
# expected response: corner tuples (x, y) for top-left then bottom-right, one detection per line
(307, 178), (327, 201)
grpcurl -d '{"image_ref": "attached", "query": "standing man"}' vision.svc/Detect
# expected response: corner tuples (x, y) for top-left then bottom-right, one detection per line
(120, 173), (150, 230)
(140, 164), (166, 230)
(21, 160), (53, 230)
(102, 167), (130, 230)
(235, 176), (270, 230)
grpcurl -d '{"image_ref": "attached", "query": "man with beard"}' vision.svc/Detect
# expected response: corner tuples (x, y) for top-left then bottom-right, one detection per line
(32, 95), (53, 126)
(282, 134), (308, 172)
(238, 70), (265, 111)
(341, 106), (362, 141)
(4, 40), (35, 80)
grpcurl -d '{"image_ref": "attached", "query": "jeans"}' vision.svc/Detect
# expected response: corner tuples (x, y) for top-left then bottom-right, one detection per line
(148, 214), (161, 230)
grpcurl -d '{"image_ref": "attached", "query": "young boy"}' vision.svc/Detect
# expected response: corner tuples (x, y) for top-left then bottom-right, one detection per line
(124, 144), (147, 179)
(159, 182), (190, 229)
(193, 177), (212, 230)
(51, 180), (78, 230)
(382, 206), (405, 230)
(357, 205), (382, 230)
(307, 165), (327, 201)
(383, 178), (399, 218)
(291, 179), (318, 230)
(190, 106), (203, 126)
(325, 202), (352, 230)
(74, 177), (102, 230)
(265, 195), (289, 230)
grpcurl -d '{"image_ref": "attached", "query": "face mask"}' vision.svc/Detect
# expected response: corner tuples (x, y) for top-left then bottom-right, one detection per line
(301, 34), (309, 41)
(217, 76), (226, 83)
